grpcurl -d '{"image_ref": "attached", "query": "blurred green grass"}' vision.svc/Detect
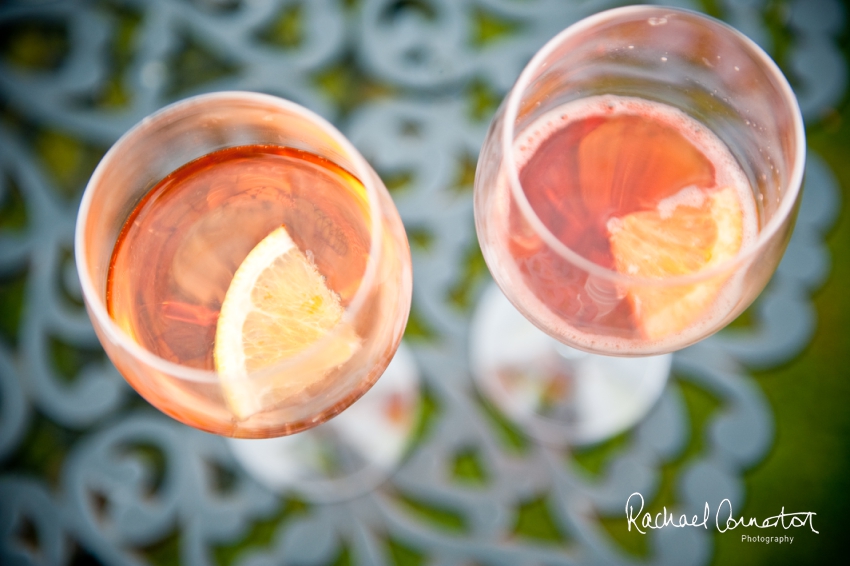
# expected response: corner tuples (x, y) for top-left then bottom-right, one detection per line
(708, 67), (850, 566)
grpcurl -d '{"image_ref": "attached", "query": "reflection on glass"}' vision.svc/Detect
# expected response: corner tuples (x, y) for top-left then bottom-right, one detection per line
(227, 343), (420, 502)
(472, 283), (669, 446)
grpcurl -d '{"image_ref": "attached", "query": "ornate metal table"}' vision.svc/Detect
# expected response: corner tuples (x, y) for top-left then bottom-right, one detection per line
(0, 0), (845, 564)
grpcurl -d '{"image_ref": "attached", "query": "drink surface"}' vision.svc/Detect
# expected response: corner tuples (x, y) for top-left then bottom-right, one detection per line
(499, 95), (758, 351)
(107, 145), (371, 371)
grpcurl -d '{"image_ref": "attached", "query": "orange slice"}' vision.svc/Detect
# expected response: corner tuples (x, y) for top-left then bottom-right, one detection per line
(578, 114), (716, 218)
(607, 186), (744, 340)
(214, 226), (360, 420)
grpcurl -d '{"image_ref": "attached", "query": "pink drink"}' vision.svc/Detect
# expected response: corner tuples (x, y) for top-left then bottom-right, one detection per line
(491, 96), (758, 353)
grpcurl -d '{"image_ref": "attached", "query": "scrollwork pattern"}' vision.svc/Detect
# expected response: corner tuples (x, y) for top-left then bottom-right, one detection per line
(0, 0), (842, 564)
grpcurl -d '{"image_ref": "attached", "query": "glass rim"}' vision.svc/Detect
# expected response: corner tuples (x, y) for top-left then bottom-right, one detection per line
(501, 5), (806, 288)
(75, 90), (386, 384)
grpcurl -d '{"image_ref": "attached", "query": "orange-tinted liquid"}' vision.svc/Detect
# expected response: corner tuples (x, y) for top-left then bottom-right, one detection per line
(107, 145), (371, 370)
(509, 97), (749, 336)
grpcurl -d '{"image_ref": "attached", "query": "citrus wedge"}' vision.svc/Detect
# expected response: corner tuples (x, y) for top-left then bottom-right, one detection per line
(215, 226), (360, 420)
(607, 185), (744, 341)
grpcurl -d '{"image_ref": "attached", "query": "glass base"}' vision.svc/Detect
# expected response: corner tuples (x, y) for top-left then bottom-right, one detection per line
(470, 283), (671, 447)
(227, 343), (420, 502)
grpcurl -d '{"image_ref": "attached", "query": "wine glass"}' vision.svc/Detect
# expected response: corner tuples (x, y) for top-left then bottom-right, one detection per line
(471, 6), (804, 446)
(75, 92), (413, 439)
